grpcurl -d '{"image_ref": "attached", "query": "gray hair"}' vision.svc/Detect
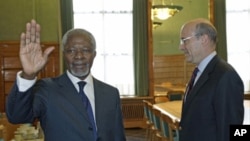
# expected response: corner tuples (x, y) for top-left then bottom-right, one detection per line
(62, 28), (96, 50)
(194, 22), (218, 44)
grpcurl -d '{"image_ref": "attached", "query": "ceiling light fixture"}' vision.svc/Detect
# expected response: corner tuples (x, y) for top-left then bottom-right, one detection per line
(153, 21), (162, 29)
(152, 0), (183, 20)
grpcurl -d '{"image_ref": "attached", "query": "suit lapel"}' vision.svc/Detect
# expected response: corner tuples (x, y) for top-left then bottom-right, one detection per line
(57, 73), (90, 123)
(92, 79), (104, 131)
(183, 56), (219, 113)
(92, 78), (114, 134)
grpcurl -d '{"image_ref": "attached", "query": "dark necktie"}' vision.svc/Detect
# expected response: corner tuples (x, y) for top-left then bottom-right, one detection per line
(185, 67), (199, 101)
(78, 81), (97, 140)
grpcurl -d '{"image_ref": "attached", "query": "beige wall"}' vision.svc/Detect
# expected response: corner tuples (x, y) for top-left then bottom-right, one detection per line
(0, 0), (209, 54)
(153, 0), (209, 55)
(0, 0), (60, 42)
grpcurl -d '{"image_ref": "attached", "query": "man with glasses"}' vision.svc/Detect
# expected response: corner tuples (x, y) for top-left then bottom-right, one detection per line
(6, 19), (126, 141)
(179, 18), (244, 141)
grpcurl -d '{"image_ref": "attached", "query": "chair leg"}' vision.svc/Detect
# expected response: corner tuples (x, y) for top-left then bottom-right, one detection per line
(149, 127), (155, 141)
(161, 137), (170, 141)
(154, 131), (163, 141)
(145, 123), (152, 141)
(149, 126), (156, 141)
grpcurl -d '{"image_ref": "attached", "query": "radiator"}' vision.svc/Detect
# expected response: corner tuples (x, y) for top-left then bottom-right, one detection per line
(122, 103), (144, 120)
(121, 96), (153, 128)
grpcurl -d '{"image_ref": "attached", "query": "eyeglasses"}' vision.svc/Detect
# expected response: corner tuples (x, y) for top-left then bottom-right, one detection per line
(64, 48), (94, 56)
(180, 35), (196, 45)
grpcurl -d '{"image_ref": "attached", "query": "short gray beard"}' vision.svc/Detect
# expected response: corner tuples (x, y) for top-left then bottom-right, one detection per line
(70, 64), (90, 78)
(71, 69), (89, 78)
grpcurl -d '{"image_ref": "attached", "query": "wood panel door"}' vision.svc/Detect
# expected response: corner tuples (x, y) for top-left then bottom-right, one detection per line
(0, 41), (60, 112)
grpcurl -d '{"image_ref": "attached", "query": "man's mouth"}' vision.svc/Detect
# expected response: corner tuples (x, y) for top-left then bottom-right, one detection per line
(74, 62), (89, 68)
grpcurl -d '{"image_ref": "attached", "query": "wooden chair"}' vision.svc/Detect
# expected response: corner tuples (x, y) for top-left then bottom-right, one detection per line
(143, 100), (154, 140)
(160, 113), (180, 141)
(167, 90), (184, 101)
(145, 101), (162, 141)
(152, 108), (163, 141)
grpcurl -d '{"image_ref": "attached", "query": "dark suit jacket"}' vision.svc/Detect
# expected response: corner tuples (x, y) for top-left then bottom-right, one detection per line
(179, 55), (244, 141)
(6, 73), (126, 141)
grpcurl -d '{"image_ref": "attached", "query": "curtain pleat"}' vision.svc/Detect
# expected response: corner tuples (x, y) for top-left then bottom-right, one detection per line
(60, 0), (74, 71)
(60, 0), (74, 36)
(133, 0), (149, 96)
(213, 0), (227, 61)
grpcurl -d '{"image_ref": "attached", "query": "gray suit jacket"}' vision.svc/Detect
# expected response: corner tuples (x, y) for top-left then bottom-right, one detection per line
(6, 73), (126, 141)
(179, 55), (244, 141)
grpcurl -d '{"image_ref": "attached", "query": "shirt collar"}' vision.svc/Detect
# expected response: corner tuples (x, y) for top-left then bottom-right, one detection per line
(66, 70), (93, 86)
(197, 51), (217, 73)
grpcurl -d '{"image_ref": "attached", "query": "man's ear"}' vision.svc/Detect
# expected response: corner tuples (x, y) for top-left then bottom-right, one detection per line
(201, 34), (209, 45)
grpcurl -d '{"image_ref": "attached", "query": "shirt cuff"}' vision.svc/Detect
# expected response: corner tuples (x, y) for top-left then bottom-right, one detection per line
(17, 71), (37, 92)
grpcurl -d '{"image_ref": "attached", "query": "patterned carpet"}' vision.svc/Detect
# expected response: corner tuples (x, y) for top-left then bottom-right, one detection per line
(125, 128), (147, 141)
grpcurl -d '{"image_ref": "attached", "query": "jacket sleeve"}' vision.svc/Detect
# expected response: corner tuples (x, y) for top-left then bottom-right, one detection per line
(5, 82), (35, 124)
(113, 90), (126, 141)
(214, 70), (244, 141)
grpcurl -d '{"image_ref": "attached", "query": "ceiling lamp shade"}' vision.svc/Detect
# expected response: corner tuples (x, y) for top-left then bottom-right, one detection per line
(153, 21), (162, 29)
(152, 1), (183, 20)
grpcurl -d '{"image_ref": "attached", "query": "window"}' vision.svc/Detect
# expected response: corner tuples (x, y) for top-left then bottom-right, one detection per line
(73, 0), (134, 95)
(226, 0), (250, 93)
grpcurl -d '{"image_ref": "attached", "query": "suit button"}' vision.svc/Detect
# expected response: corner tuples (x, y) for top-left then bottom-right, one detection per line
(88, 127), (93, 131)
(179, 126), (182, 130)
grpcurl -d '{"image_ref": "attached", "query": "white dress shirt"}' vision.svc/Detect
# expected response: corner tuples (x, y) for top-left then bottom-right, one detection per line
(16, 70), (96, 120)
(194, 51), (217, 86)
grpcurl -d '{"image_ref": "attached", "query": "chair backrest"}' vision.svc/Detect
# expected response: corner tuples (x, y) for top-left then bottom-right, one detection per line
(142, 100), (150, 120)
(144, 100), (154, 124)
(167, 90), (184, 101)
(152, 108), (162, 131)
(160, 113), (180, 141)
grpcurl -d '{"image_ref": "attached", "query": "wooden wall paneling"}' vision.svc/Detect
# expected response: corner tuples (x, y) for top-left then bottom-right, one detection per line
(0, 41), (60, 112)
(153, 54), (195, 90)
(39, 43), (60, 78)
(0, 43), (20, 112)
(148, 0), (154, 97)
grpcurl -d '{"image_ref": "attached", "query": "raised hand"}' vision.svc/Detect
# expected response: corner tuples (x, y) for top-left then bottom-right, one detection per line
(19, 19), (55, 79)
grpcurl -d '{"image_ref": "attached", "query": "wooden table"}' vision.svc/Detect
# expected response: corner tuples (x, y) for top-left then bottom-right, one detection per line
(154, 84), (186, 92)
(154, 84), (186, 99)
(243, 100), (250, 124)
(153, 100), (182, 122)
(153, 100), (250, 124)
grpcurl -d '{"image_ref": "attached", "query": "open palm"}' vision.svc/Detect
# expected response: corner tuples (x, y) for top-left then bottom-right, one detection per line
(19, 20), (54, 79)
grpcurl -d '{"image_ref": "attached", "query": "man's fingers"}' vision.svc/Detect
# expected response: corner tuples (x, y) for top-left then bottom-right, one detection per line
(26, 22), (31, 44)
(35, 24), (41, 44)
(21, 19), (41, 54)
(43, 47), (55, 58)
(30, 20), (37, 43)
(20, 33), (26, 49)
